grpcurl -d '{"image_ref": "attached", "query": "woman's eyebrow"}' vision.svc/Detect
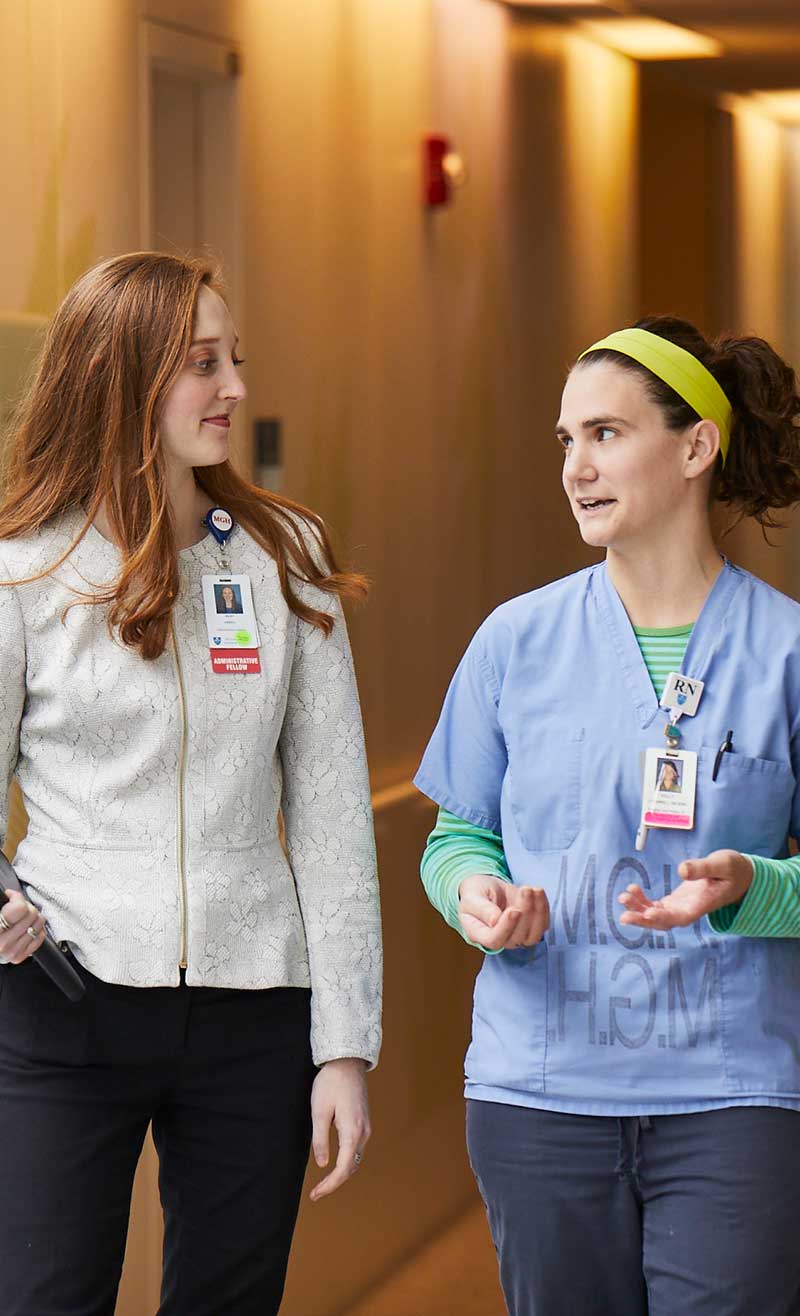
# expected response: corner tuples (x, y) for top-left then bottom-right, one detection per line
(189, 334), (240, 347)
(555, 414), (627, 436)
(580, 415), (627, 429)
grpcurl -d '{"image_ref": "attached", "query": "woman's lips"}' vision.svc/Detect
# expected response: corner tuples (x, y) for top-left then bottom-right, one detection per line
(202, 417), (230, 428)
(577, 498), (615, 514)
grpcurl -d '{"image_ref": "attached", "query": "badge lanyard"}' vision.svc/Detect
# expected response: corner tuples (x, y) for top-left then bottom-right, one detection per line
(635, 672), (705, 851)
(200, 508), (262, 675)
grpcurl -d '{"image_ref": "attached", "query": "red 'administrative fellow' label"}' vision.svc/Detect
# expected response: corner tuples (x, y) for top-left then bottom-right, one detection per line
(209, 648), (262, 675)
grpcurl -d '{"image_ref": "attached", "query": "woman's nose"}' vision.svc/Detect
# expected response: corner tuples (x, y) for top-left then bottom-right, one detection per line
(220, 367), (247, 403)
(564, 443), (596, 482)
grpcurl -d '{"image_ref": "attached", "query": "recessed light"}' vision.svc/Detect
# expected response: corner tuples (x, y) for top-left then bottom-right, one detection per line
(501, 0), (623, 11)
(579, 17), (723, 60)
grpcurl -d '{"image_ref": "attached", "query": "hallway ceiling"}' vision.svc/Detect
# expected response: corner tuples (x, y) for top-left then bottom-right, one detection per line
(504, 0), (800, 93)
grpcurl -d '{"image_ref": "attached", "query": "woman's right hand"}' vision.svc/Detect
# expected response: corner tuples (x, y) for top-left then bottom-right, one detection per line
(0, 890), (46, 965)
(458, 874), (550, 951)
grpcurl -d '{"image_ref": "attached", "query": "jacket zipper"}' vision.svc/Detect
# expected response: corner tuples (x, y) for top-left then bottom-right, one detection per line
(170, 620), (189, 970)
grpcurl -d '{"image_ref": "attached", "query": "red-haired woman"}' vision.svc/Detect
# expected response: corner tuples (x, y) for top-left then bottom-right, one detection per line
(0, 252), (381, 1316)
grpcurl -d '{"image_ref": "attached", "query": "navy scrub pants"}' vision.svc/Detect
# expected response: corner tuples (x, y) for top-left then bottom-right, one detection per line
(0, 955), (316, 1316)
(467, 1099), (800, 1316)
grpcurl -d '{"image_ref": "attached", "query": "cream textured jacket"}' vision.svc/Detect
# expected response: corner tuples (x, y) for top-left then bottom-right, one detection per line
(0, 509), (382, 1067)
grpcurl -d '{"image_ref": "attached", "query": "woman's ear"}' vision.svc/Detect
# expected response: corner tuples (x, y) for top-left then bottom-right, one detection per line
(684, 419), (720, 481)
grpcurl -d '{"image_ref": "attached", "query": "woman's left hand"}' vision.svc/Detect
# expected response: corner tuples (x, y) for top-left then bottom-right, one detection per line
(309, 1057), (371, 1202)
(618, 849), (754, 930)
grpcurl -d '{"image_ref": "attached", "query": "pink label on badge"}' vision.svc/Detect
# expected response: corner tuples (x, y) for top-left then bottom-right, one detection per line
(644, 811), (692, 827)
(210, 648), (261, 674)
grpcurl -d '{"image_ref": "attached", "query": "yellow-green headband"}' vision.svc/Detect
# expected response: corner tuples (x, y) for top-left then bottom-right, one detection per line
(579, 327), (732, 466)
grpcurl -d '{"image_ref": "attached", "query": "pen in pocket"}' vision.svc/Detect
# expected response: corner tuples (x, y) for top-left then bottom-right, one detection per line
(712, 729), (734, 782)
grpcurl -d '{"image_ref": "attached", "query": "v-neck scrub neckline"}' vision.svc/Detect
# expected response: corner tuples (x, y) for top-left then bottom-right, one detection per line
(592, 560), (742, 731)
(633, 624), (694, 637)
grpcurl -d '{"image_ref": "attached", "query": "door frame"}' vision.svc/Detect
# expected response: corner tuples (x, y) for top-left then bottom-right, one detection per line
(137, 18), (242, 308)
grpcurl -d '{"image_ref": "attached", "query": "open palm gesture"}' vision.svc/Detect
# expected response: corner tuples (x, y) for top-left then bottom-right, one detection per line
(618, 849), (754, 930)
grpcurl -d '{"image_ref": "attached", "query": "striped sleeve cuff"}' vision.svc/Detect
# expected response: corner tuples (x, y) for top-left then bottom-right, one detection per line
(708, 854), (800, 938)
(420, 808), (511, 952)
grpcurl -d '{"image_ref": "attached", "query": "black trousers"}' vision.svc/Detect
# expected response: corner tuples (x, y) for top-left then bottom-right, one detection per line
(0, 956), (316, 1316)
(467, 1099), (800, 1316)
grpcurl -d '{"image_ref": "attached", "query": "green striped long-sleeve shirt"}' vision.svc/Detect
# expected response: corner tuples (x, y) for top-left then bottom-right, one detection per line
(421, 624), (800, 942)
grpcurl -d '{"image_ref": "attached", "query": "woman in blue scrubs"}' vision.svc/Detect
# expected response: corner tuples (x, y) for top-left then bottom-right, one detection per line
(415, 316), (800, 1316)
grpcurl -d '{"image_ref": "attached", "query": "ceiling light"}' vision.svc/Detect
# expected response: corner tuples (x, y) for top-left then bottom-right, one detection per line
(501, 1), (624, 11)
(579, 17), (723, 60)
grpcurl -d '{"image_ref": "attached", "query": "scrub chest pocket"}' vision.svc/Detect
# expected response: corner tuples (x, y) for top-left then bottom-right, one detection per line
(694, 746), (796, 856)
(507, 725), (585, 852)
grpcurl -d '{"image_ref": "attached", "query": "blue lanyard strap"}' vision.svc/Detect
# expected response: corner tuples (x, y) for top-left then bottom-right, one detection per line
(203, 507), (234, 570)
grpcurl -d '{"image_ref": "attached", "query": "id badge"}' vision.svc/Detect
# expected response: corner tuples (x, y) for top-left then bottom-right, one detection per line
(201, 574), (262, 674)
(639, 747), (697, 832)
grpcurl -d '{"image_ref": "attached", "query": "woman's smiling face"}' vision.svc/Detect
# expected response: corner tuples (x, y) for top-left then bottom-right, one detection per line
(159, 285), (247, 475)
(557, 361), (696, 552)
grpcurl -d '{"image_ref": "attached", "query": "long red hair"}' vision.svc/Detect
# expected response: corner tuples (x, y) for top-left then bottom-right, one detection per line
(0, 252), (366, 659)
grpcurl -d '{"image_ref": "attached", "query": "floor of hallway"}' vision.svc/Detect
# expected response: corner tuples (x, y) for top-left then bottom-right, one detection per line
(342, 1202), (505, 1316)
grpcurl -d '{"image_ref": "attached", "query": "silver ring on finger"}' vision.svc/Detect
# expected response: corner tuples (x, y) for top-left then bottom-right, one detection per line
(26, 924), (39, 940)
(0, 912), (11, 932)
(354, 1151), (363, 1165)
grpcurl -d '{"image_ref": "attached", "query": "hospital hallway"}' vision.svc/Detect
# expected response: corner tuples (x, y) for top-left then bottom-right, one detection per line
(4, 0), (800, 1313)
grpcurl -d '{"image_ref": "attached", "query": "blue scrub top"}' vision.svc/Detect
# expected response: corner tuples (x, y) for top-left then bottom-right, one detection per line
(415, 561), (800, 1114)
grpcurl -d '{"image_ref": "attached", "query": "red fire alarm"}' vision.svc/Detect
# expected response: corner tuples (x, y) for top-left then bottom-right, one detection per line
(422, 134), (468, 208)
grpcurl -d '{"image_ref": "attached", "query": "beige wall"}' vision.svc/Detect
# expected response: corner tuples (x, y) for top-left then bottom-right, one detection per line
(492, 21), (637, 607)
(638, 72), (719, 334)
(785, 126), (800, 373)
(6, 1), (800, 1312)
(730, 104), (787, 348)
(0, 0), (139, 315)
(720, 101), (800, 594)
(635, 73), (800, 599)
